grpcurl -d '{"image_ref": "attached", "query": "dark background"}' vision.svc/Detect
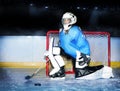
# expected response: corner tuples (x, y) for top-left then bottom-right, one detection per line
(0, 0), (120, 36)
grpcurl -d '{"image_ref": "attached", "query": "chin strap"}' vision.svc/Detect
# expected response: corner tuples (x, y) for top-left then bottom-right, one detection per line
(63, 24), (72, 31)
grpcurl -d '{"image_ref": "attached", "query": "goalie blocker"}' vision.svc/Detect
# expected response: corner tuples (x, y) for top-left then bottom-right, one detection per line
(44, 38), (114, 80)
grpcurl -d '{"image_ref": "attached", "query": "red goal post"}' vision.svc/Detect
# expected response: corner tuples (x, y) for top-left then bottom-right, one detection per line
(46, 30), (111, 76)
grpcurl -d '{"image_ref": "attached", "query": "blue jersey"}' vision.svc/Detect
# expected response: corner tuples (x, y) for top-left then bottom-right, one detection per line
(59, 25), (90, 59)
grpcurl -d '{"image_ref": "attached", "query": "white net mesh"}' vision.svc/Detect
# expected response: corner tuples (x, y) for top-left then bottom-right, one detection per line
(46, 31), (111, 75)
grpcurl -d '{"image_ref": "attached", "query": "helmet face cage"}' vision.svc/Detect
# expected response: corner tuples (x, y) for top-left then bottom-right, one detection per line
(62, 18), (71, 24)
(62, 12), (77, 25)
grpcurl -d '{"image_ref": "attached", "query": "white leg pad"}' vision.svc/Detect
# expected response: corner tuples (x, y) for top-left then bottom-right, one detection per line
(47, 37), (60, 75)
(48, 54), (60, 75)
(54, 55), (65, 67)
(49, 68), (60, 76)
(76, 51), (88, 69)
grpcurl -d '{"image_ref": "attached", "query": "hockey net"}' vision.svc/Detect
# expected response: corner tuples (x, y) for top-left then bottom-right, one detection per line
(46, 30), (111, 76)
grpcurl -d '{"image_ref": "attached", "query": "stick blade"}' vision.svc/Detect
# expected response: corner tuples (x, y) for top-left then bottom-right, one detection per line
(25, 75), (31, 80)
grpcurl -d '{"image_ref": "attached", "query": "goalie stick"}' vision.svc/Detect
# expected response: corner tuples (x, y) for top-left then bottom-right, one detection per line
(25, 59), (49, 80)
(25, 37), (53, 80)
(25, 67), (41, 80)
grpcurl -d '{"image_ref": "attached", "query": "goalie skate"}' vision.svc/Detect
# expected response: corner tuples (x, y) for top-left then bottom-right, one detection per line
(49, 66), (65, 80)
(75, 65), (114, 80)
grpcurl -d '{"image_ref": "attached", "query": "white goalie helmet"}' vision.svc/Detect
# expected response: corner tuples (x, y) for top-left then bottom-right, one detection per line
(62, 12), (77, 30)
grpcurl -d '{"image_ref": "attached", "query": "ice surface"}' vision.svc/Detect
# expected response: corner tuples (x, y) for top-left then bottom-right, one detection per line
(0, 68), (119, 91)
